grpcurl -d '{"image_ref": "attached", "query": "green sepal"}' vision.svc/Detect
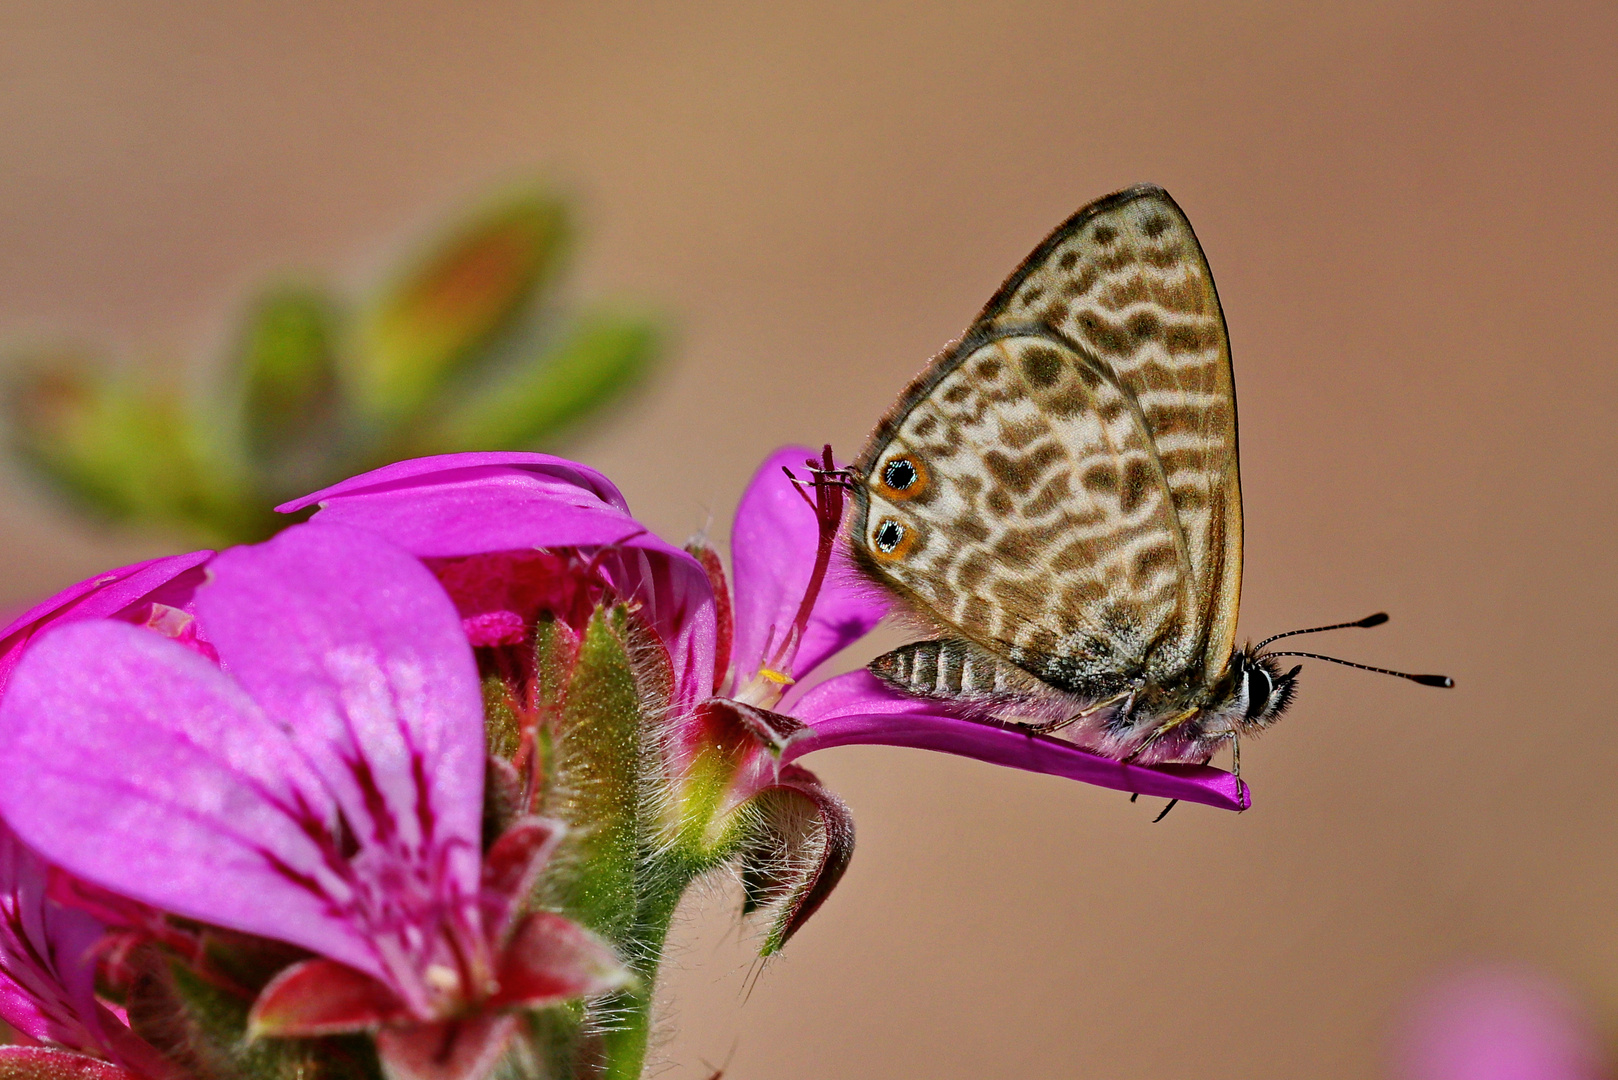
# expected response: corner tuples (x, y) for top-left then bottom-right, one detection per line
(408, 309), (661, 454)
(480, 671), (523, 762)
(352, 190), (571, 427)
(521, 1002), (594, 1080)
(531, 606), (647, 945)
(732, 768), (855, 957)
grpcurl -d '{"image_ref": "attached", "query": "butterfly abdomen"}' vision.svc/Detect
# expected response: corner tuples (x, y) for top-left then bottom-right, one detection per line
(872, 638), (1031, 702)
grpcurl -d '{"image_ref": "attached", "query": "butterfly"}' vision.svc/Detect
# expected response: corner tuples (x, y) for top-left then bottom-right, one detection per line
(847, 184), (1449, 773)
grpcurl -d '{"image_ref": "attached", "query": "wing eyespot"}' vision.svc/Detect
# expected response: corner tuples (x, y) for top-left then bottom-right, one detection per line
(869, 517), (917, 562)
(875, 455), (930, 501)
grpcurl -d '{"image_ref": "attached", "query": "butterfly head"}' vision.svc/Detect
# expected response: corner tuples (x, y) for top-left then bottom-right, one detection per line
(1229, 649), (1301, 733)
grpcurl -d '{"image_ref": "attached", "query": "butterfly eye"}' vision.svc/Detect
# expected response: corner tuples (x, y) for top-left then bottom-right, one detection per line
(877, 455), (929, 500)
(871, 518), (915, 560)
(1244, 664), (1275, 719)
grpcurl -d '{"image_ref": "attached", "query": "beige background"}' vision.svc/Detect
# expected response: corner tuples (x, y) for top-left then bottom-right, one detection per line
(1, 3), (1614, 1077)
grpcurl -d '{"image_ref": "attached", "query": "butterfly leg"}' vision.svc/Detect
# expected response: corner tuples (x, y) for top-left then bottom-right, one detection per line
(1126, 790), (1177, 820)
(1227, 731), (1251, 804)
(1122, 707), (1201, 765)
(1021, 689), (1131, 736)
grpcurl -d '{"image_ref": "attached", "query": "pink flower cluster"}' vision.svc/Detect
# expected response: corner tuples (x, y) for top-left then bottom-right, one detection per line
(0, 448), (1245, 1080)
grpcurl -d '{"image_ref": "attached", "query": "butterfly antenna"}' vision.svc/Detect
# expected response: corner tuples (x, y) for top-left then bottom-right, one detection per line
(1264, 650), (1453, 688)
(1255, 612), (1388, 651)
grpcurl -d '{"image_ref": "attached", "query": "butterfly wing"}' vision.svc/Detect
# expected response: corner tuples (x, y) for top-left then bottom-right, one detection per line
(852, 185), (1241, 695)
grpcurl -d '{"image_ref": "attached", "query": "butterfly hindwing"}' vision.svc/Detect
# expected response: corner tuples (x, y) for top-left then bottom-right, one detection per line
(852, 185), (1242, 696)
(856, 333), (1191, 692)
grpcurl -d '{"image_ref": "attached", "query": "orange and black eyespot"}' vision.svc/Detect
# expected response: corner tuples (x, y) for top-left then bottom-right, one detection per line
(868, 517), (917, 562)
(874, 454), (930, 501)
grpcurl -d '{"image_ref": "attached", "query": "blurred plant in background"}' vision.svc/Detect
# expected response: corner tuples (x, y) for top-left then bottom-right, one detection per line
(2, 186), (662, 546)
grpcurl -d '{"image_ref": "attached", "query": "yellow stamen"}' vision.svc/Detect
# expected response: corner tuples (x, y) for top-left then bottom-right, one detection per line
(758, 667), (794, 686)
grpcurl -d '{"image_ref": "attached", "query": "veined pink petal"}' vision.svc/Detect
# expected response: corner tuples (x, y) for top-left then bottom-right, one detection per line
(787, 671), (1250, 811)
(0, 973), (53, 1045)
(0, 552), (213, 698)
(287, 470), (642, 556)
(0, 619), (380, 974)
(280, 454), (717, 707)
(0, 524), (499, 999)
(729, 447), (887, 691)
(197, 524), (486, 902)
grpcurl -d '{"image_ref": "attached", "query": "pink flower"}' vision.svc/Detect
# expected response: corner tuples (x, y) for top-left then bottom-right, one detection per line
(0, 524), (627, 1080)
(1396, 969), (1605, 1080)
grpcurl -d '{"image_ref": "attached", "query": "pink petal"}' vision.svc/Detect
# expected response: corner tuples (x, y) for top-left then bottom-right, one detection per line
(729, 447), (888, 690)
(277, 452), (630, 515)
(485, 912), (630, 1010)
(281, 454), (717, 708)
(479, 819), (564, 945)
(374, 1014), (520, 1080)
(0, 552), (213, 699)
(249, 959), (408, 1038)
(0, 828), (107, 1054)
(787, 671), (1250, 811)
(1398, 970), (1603, 1080)
(0, 619), (388, 975)
(0, 974), (53, 1046)
(0, 1047), (138, 1080)
(197, 524), (486, 899)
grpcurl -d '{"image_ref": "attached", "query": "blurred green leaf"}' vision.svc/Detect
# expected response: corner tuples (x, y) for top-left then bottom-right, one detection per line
(0, 181), (663, 549)
(353, 189), (571, 426)
(237, 284), (341, 467)
(411, 309), (660, 454)
(5, 359), (255, 544)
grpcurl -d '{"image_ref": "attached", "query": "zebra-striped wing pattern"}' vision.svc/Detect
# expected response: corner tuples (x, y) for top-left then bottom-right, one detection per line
(851, 185), (1241, 696)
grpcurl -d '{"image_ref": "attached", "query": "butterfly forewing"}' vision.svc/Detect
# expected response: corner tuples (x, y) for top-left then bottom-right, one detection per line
(853, 185), (1242, 696)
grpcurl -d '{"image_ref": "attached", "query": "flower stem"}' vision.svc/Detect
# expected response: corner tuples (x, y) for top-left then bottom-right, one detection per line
(595, 854), (707, 1080)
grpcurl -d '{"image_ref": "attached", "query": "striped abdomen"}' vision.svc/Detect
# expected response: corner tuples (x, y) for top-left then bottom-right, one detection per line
(869, 637), (1046, 703)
